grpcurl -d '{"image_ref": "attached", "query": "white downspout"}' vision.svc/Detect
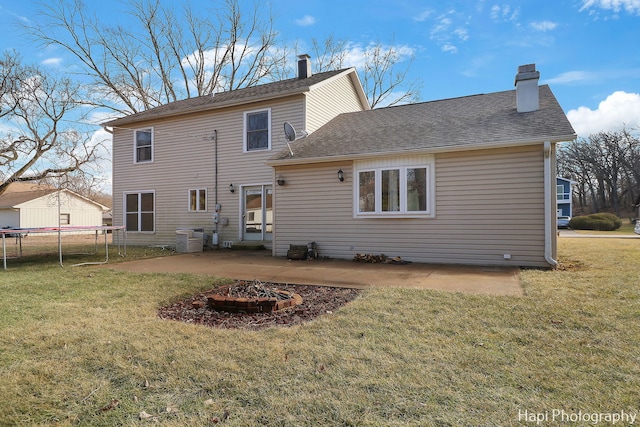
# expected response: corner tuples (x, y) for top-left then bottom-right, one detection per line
(543, 141), (558, 267)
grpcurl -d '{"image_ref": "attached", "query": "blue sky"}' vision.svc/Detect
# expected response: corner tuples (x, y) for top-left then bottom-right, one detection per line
(1, 0), (639, 136)
(273, 0), (640, 137)
(1, 0), (639, 190)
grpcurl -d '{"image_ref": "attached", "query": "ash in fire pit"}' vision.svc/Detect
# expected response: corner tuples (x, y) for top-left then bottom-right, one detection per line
(205, 280), (302, 313)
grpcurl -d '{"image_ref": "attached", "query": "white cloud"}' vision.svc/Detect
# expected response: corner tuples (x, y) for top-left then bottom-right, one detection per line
(490, 5), (501, 20)
(428, 11), (469, 54)
(490, 4), (520, 21)
(546, 68), (640, 86)
(580, 0), (640, 14)
(88, 127), (113, 193)
(545, 70), (599, 85)
(441, 44), (458, 53)
(41, 57), (63, 67)
(567, 91), (640, 137)
(530, 20), (558, 31)
(340, 42), (416, 70)
(84, 111), (115, 193)
(0, 5), (31, 24)
(453, 28), (469, 41)
(413, 9), (433, 22)
(431, 17), (453, 35)
(295, 15), (316, 26)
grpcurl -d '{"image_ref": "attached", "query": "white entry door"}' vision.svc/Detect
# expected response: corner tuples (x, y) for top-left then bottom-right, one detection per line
(242, 185), (272, 241)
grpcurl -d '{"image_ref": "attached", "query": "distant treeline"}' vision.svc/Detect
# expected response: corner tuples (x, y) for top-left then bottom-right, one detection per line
(557, 128), (640, 218)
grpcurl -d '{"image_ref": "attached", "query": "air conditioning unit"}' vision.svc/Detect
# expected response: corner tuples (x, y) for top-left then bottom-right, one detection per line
(175, 229), (204, 253)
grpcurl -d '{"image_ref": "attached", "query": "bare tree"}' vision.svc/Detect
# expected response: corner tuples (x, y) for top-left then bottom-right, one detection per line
(25, 0), (283, 114)
(0, 52), (104, 196)
(0, 51), (21, 120)
(311, 35), (422, 108)
(26, 0), (421, 112)
(557, 128), (640, 216)
(619, 128), (640, 209)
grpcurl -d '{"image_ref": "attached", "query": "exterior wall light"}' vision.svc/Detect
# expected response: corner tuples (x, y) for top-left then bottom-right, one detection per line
(229, 183), (235, 193)
(277, 175), (286, 186)
(338, 169), (344, 182)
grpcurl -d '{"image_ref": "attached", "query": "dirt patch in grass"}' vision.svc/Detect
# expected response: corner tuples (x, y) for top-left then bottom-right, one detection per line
(556, 257), (587, 271)
(158, 283), (361, 330)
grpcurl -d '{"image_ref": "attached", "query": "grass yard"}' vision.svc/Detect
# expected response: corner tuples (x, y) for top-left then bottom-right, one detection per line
(0, 239), (639, 426)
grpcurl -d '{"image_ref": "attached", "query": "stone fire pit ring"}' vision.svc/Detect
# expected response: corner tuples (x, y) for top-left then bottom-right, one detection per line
(204, 281), (303, 313)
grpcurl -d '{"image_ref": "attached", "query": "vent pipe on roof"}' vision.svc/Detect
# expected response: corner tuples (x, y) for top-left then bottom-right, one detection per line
(514, 64), (540, 113)
(297, 54), (312, 79)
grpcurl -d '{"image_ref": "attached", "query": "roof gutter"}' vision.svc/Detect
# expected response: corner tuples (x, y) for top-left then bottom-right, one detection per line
(543, 140), (558, 267)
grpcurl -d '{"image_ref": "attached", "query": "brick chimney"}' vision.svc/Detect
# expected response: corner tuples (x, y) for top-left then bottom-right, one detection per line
(297, 54), (312, 79)
(514, 64), (540, 113)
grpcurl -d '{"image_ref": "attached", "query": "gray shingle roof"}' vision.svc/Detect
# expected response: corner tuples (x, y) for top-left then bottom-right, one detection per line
(104, 69), (352, 127)
(269, 85), (576, 163)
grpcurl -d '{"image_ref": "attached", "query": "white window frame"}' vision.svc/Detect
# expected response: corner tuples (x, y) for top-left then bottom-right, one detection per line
(188, 188), (207, 212)
(243, 108), (271, 152)
(557, 184), (570, 201)
(123, 191), (155, 233)
(354, 156), (435, 218)
(134, 127), (154, 164)
(59, 213), (70, 225)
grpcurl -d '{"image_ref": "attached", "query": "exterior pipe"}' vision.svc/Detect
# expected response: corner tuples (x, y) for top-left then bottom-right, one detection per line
(213, 130), (219, 246)
(543, 140), (558, 267)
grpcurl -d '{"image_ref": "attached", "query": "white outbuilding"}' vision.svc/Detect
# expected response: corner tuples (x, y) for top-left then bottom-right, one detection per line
(0, 182), (108, 232)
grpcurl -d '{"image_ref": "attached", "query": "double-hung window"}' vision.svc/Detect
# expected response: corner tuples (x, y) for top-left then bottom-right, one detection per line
(356, 156), (434, 217)
(557, 184), (570, 201)
(189, 188), (207, 212)
(135, 128), (153, 163)
(125, 191), (155, 232)
(244, 109), (271, 152)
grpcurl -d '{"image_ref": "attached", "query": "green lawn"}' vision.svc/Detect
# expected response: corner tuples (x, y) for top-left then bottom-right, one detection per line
(0, 239), (638, 426)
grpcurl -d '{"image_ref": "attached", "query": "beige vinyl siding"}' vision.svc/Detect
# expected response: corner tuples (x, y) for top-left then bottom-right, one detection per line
(305, 74), (366, 133)
(112, 95), (306, 247)
(0, 209), (19, 227)
(274, 145), (548, 267)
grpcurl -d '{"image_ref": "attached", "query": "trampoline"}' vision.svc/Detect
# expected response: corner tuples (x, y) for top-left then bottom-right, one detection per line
(0, 225), (126, 270)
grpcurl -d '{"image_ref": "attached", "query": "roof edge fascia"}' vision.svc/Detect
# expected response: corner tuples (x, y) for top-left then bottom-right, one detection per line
(266, 134), (577, 167)
(104, 89), (311, 127)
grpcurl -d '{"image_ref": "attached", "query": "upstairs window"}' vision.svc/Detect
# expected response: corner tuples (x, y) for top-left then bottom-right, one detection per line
(557, 184), (570, 201)
(189, 189), (207, 212)
(244, 109), (271, 152)
(135, 128), (153, 163)
(355, 156), (434, 217)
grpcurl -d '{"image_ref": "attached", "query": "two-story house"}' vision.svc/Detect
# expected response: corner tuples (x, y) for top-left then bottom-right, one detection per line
(105, 60), (575, 268)
(556, 176), (575, 218)
(104, 55), (368, 250)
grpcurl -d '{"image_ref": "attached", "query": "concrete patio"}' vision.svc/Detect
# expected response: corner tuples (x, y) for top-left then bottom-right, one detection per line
(104, 249), (523, 296)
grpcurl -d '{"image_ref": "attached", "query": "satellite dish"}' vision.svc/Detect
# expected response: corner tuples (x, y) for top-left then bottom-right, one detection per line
(284, 122), (297, 142)
(283, 122), (308, 157)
